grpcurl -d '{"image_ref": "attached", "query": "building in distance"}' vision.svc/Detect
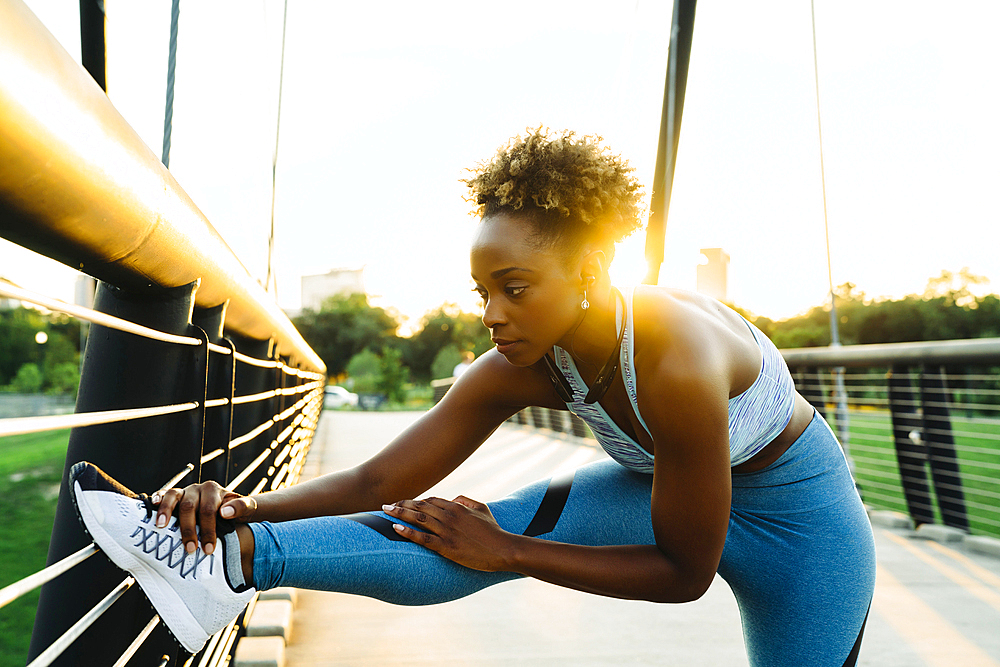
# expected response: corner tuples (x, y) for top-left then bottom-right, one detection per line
(300, 267), (366, 312)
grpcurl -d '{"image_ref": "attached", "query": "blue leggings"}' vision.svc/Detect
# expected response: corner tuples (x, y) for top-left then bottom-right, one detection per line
(249, 412), (875, 666)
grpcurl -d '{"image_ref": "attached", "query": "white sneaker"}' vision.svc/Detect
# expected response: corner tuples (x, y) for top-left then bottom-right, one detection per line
(70, 461), (256, 654)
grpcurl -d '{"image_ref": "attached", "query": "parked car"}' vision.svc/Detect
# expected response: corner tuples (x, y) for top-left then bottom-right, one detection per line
(324, 385), (358, 409)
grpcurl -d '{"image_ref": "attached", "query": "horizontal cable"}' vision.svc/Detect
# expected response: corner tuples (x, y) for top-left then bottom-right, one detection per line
(200, 448), (224, 464)
(227, 448), (272, 491)
(27, 576), (134, 667)
(270, 463), (289, 490)
(111, 614), (160, 667)
(276, 423), (295, 446)
(0, 544), (98, 609)
(205, 398), (230, 408)
(229, 419), (275, 450)
(233, 390), (277, 405)
(0, 402), (199, 437)
(0, 280), (202, 347)
(158, 464), (195, 494)
(0, 280), (326, 375)
(233, 351), (280, 369)
(0, 280), (236, 358)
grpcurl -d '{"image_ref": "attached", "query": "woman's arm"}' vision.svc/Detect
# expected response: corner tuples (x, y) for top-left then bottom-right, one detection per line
(387, 328), (734, 603)
(156, 349), (560, 553)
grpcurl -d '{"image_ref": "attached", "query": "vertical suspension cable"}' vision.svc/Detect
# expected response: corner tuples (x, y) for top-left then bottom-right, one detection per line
(810, 0), (836, 336)
(265, 0), (289, 297)
(161, 0), (180, 167)
(810, 0), (851, 456)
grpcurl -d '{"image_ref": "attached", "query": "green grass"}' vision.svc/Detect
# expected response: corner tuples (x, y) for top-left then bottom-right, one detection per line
(834, 410), (1000, 537)
(0, 430), (69, 667)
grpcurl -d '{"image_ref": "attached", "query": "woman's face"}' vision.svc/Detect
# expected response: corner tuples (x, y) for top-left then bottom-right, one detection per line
(470, 213), (583, 366)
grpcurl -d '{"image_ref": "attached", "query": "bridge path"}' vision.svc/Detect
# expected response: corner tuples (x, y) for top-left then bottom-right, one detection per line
(283, 411), (1000, 666)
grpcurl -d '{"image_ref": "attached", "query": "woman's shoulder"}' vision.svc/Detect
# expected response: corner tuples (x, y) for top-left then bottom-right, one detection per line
(628, 285), (756, 383)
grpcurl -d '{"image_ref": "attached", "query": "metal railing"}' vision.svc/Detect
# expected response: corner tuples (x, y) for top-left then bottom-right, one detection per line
(784, 339), (1000, 538)
(0, 2), (326, 664)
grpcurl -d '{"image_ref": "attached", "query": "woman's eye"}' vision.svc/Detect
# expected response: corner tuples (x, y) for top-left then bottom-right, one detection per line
(506, 286), (526, 297)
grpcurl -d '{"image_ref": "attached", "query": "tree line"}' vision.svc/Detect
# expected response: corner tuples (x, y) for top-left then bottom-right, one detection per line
(740, 269), (998, 348)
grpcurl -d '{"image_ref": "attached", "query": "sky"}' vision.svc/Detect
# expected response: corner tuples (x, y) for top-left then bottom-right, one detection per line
(4, 0), (998, 335)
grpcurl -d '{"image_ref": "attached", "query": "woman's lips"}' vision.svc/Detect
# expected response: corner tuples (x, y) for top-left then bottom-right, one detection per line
(492, 339), (519, 354)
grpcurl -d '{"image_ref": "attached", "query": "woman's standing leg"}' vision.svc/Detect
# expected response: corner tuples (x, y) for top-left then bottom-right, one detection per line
(719, 413), (876, 667)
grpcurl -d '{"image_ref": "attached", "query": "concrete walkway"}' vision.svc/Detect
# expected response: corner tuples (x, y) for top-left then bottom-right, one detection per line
(285, 411), (1000, 666)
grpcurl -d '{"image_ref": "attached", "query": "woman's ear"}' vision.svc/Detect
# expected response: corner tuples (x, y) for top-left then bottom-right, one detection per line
(579, 249), (607, 285)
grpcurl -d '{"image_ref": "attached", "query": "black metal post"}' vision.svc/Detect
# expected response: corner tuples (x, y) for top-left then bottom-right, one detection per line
(29, 280), (206, 666)
(920, 366), (970, 531)
(886, 365), (935, 526)
(79, 0), (107, 92)
(194, 302), (234, 485)
(227, 334), (275, 490)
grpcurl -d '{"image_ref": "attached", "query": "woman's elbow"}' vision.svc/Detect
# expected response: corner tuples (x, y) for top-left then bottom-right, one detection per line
(644, 564), (716, 604)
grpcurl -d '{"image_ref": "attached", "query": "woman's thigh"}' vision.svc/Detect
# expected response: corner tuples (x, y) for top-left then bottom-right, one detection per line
(719, 414), (876, 667)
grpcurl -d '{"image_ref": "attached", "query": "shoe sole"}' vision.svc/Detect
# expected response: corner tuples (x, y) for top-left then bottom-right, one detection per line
(70, 477), (209, 654)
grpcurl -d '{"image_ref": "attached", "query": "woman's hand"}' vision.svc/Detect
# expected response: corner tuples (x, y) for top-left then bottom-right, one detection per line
(382, 496), (515, 572)
(152, 481), (258, 556)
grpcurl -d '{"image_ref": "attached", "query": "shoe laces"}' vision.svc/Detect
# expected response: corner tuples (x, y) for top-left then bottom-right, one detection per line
(130, 496), (214, 580)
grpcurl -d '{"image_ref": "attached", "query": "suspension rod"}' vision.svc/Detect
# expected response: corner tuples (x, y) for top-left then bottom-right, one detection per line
(0, 0), (324, 373)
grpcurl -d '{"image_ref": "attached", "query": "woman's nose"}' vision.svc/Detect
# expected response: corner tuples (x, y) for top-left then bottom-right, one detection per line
(481, 298), (505, 329)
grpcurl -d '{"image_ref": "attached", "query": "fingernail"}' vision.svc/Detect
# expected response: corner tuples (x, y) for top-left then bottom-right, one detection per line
(156, 514), (166, 528)
(382, 504), (394, 512)
(393, 524), (404, 531)
(220, 506), (234, 518)
(186, 541), (196, 553)
(204, 542), (214, 555)
(151, 493), (161, 504)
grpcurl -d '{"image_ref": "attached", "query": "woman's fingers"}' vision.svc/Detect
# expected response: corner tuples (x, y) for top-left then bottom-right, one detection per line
(219, 495), (258, 522)
(154, 487), (183, 528)
(196, 484), (226, 554)
(176, 488), (201, 554)
(452, 495), (487, 512)
(151, 482), (230, 555)
(383, 497), (451, 531)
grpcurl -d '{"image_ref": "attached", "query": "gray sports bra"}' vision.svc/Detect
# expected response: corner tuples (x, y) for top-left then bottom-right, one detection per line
(552, 287), (796, 472)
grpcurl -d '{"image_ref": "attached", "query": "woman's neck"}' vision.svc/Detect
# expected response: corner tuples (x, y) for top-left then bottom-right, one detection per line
(558, 282), (622, 371)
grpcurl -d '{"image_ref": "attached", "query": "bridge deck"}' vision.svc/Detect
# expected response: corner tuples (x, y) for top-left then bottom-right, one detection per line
(285, 411), (1000, 666)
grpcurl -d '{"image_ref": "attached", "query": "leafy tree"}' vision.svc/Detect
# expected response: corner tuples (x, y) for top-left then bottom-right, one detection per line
(345, 349), (381, 379)
(377, 347), (408, 403)
(11, 363), (43, 393)
(0, 307), (81, 389)
(401, 304), (491, 381)
(0, 307), (48, 385)
(431, 344), (464, 380)
(343, 347), (408, 402)
(757, 273), (998, 349)
(293, 294), (400, 376)
(46, 362), (80, 397)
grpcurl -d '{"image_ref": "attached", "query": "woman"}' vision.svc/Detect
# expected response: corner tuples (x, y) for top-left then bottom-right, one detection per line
(72, 128), (875, 666)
